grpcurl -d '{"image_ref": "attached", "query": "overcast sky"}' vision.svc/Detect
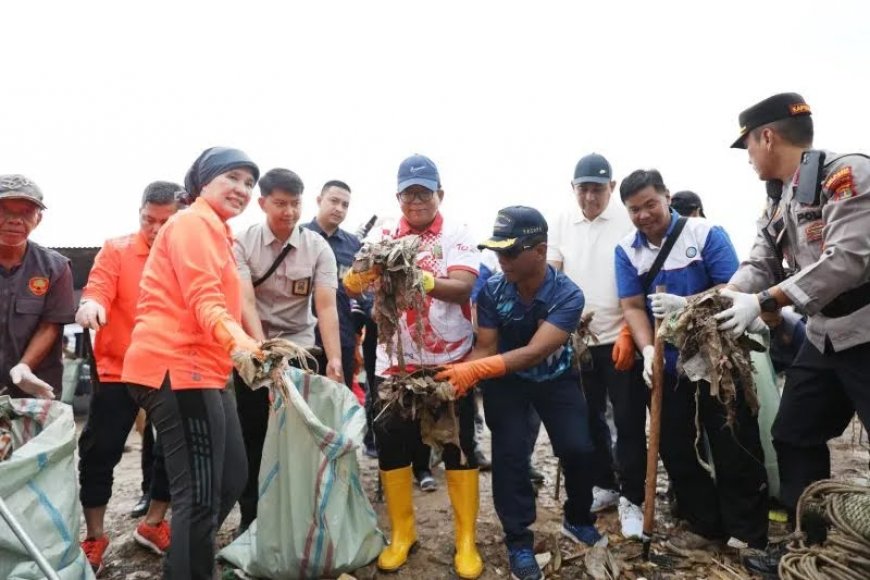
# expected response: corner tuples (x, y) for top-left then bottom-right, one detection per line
(4, 1), (869, 258)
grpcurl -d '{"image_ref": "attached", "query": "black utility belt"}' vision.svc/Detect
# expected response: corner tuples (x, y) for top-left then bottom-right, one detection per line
(821, 280), (870, 318)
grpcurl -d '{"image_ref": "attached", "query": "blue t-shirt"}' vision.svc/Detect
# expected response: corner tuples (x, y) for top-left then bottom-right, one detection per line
(614, 211), (739, 375)
(305, 220), (362, 351)
(477, 265), (584, 382)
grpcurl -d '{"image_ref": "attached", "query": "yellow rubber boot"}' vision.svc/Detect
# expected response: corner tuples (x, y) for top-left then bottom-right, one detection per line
(446, 468), (484, 579)
(377, 466), (418, 571)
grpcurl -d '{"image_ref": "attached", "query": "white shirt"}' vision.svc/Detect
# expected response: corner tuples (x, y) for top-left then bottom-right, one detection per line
(547, 198), (634, 344)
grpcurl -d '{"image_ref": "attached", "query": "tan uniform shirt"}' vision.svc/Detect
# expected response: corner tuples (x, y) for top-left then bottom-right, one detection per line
(234, 222), (337, 347)
(730, 151), (870, 352)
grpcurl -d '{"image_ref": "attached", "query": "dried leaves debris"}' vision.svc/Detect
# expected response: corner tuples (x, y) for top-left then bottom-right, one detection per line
(233, 338), (316, 392)
(571, 311), (600, 368)
(352, 236), (426, 369)
(354, 236), (461, 454)
(659, 291), (765, 426)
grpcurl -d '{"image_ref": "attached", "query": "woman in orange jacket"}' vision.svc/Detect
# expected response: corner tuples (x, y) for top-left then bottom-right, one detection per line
(122, 147), (262, 580)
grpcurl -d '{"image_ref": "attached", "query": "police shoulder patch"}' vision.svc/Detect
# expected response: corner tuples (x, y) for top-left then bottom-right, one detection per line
(824, 166), (859, 202)
(28, 276), (50, 296)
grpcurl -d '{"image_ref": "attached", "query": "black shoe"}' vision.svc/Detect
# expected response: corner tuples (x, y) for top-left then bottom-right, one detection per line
(742, 544), (787, 578)
(474, 448), (491, 472)
(130, 493), (150, 518)
(529, 466), (545, 486)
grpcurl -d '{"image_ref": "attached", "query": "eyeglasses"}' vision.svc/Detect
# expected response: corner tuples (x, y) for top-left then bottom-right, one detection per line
(0, 205), (40, 222)
(397, 189), (435, 203)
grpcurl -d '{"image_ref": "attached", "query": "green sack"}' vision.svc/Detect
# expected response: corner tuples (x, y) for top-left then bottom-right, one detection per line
(750, 349), (781, 500)
(0, 396), (95, 580)
(219, 368), (384, 579)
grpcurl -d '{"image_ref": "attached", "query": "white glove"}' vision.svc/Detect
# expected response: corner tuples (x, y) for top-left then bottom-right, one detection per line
(747, 317), (767, 335)
(642, 345), (655, 388)
(9, 363), (55, 399)
(76, 300), (107, 329)
(649, 293), (687, 319)
(715, 289), (761, 337)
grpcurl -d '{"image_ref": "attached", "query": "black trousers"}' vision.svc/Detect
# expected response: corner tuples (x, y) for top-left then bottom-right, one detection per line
(374, 375), (478, 472)
(660, 375), (768, 548)
(773, 338), (870, 512)
(128, 376), (246, 580)
(78, 382), (170, 508)
(582, 344), (648, 505)
(484, 372), (595, 550)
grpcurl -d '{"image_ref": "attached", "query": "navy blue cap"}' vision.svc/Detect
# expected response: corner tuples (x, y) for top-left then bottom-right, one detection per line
(397, 154), (440, 192)
(478, 206), (548, 251)
(731, 92), (811, 149)
(572, 153), (613, 186)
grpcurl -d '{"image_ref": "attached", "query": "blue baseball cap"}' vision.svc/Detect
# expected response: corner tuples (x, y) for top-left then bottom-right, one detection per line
(397, 154), (440, 192)
(478, 206), (548, 251)
(572, 153), (613, 186)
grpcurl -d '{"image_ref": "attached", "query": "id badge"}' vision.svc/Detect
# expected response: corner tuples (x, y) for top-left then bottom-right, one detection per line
(292, 277), (312, 297)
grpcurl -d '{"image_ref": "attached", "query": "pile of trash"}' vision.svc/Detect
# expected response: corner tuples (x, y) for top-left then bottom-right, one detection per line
(659, 291), (765, 425)
(571, 311), (599, 367)
(376, 370), (460, 453)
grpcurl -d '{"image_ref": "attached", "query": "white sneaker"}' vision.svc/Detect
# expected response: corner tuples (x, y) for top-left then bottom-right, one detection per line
(590, 486), (619, 513)
(618, 497), (644, 540)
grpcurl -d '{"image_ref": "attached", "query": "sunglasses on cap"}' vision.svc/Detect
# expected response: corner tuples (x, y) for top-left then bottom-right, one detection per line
(498, 240), (543, 259)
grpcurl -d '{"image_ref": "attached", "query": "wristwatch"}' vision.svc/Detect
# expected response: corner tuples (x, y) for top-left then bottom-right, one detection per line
(756, 289), (779, 313)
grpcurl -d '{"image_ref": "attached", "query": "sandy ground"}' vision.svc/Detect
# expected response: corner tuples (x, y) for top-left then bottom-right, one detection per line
(83, 409), (870, 580)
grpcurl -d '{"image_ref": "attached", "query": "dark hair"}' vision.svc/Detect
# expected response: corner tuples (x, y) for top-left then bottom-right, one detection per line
(141, 181), (185, 208)
(522, 233), (548, 248)
(752, 116), (814, 148)
(321, 180), (351, 194)
(259, 168), (304, 197)
(619, 169), (668, 203)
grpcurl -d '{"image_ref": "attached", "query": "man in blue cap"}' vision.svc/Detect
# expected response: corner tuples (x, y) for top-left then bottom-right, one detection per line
(438, 206), (601, 580)
(548, 153), (646, 539)
(344, 154), (483, 579)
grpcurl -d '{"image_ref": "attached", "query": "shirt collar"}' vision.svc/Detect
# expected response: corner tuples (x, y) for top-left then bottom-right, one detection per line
(307, 218), (346, 241)
(263, 222), (301, 248)
(192, 197), (233, 240)
(502, 264), (558, 305)
(397, 212), (443, 237)
(631, 209), (681, 249)
(134, 231), (151, 256)
(572, 198), (618, 225)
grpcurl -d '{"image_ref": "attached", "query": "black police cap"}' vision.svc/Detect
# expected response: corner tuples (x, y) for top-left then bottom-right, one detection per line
(731, 92), (811, 149)
(478, 206), (548, 251)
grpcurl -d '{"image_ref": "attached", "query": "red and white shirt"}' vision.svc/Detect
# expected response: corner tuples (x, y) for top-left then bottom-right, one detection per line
(369, 213), (479, 376)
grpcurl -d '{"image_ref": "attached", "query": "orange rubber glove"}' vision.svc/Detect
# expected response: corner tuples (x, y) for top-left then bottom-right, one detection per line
(435, 355), (507, 397)
(214, 318), (263, 359)
(343, 266), (381, 294)
(611, 324), (636, 371)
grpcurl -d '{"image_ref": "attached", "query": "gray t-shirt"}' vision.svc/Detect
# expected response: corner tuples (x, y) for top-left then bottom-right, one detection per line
(0, 241), (75, 397)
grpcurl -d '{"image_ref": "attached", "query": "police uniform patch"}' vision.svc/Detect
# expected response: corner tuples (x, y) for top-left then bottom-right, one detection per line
(685, 246), (698, 258)
(824, 166), (858, 202)
(292, 277), (312, 297)
(804, 221), (824, 243)
(28, 276), (49, 296)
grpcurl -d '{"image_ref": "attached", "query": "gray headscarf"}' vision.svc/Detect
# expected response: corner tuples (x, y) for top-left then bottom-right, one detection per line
(183, 147), (260, 201)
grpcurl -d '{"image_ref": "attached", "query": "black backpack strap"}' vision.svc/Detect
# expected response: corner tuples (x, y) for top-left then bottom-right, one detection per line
(253, 243), (293, 288)
(642, 216), (688, 294)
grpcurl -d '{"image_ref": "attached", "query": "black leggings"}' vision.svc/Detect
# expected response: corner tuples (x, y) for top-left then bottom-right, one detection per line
(373, 375), (478, 471)
(128, 375), (247, 580)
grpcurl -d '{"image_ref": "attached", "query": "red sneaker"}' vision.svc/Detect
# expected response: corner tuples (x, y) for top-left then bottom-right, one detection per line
(133, 520), (171, 555)
(81, 535), (110, 575)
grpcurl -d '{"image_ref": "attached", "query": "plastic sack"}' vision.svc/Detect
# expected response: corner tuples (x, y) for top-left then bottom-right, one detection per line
(219, 367), (384, 579)
(751, 349), (781, 499)
(0, 396), (95, 580)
